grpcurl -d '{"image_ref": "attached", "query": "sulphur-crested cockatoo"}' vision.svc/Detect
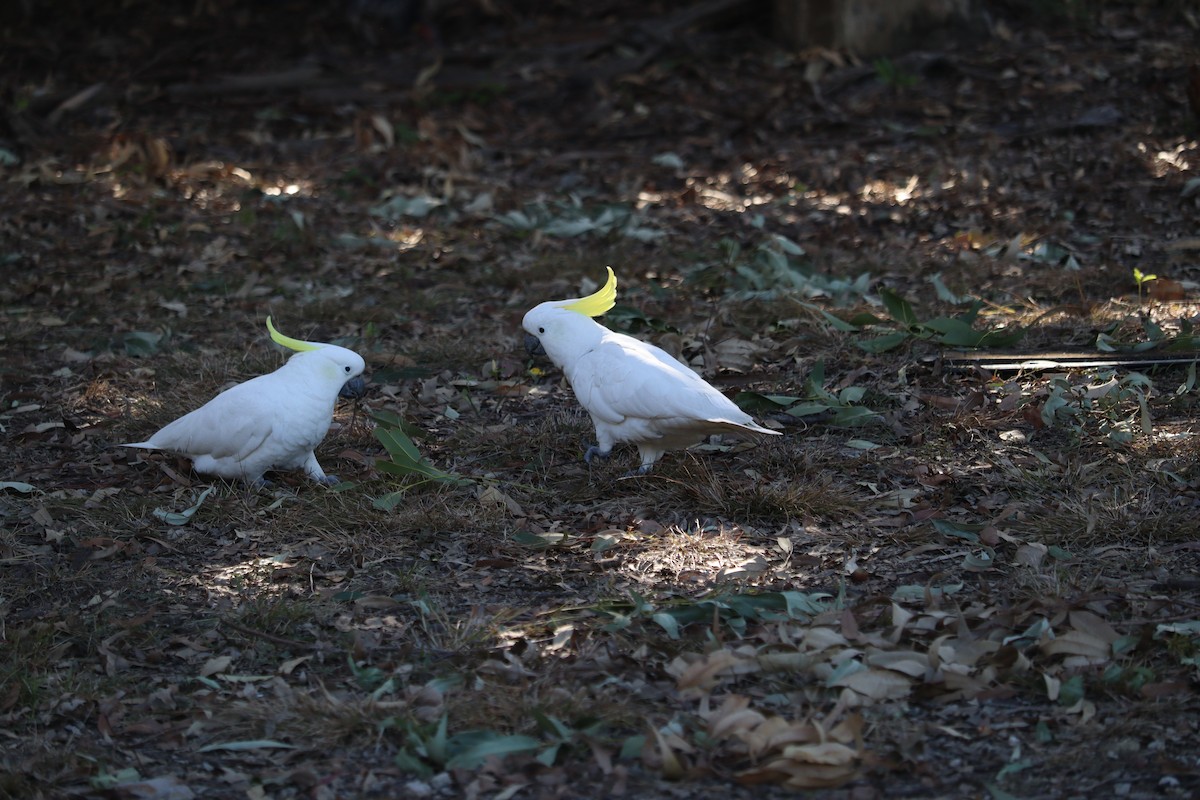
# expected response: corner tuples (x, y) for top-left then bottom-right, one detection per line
(123, 317), (366, 485)
(523, 268), (780, 473)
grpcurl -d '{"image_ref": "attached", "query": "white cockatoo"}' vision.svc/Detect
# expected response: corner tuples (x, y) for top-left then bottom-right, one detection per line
(523, 268), (780, 473)
(123, 317), (366, 485)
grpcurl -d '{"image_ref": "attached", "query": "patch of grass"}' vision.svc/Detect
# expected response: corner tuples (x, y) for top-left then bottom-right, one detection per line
(216, 682), (429, 749)
(624, 523), (759, 583)
(648, 448), (860, 526)
(1027, 485), (1197, 549)
(409, 596), (500, 655)
(233, 592), (317, 639)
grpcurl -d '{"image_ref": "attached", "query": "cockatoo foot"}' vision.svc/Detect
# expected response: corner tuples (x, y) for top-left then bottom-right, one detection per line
(621, 464), (653, 477)
(250, 477), (274, 489)
(584, 445), (611, 464)
(315, 475), (340, 486)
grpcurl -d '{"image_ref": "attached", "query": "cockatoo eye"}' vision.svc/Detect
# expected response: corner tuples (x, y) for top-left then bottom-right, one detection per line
(538, 327), (545, 333)
(344, 365), (352, 373)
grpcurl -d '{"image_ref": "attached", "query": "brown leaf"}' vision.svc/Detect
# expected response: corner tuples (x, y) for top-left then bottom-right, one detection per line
(200, 655), (232, 677)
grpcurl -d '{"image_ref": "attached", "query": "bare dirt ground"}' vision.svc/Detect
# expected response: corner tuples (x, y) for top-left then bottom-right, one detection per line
(3, 1), (1200, 798)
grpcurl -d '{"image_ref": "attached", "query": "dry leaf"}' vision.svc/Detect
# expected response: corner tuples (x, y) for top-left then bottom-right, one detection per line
(200, 656), (233, 677)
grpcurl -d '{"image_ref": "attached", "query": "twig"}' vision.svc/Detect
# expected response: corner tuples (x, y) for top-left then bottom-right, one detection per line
(220, 618), (321, 651)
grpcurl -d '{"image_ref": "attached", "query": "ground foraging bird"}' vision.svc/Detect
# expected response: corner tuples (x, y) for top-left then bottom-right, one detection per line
(522, 267), (780, 473)
(123, 317), (366, 485)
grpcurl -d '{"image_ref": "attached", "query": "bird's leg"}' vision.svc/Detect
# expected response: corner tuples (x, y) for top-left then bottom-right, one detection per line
(301, 452), (338, 484)
(249, 476), (274, 489)
(584, 445), (611, 464)
(620, 464), (654, 478)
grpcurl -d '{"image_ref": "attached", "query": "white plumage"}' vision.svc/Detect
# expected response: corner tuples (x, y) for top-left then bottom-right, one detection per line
(123, 318), (366, 485)
(523, 268), (779, 472)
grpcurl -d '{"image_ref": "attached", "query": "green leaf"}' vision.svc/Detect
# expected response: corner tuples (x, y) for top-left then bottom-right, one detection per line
(931, 518), (984, 542)
(372, 491), (407, 511)
(892, 582), (963, 602)
(925, 317), (989, 347)
(536, 743), (562, 766)
(779, 591), (834, 616)
(1041, 392), (1073, 426)
(373, 425), (466, 486)
(995, 759), (1033, 780)
(1057, 674), (1085, 706)
(802, 304), (862, 332)
(1112, 634), (1139, 656)
(198, 739), (296, 752)
(879, 287), (920, 327)
(1003, 617), (1051, 648)
(651, 612), (681, 640)
(619, 735), (646, 761)
(928, 272), (973, 305)
(838, 386), (866, 403)
(444, 733), (542, 769)
(922, 317), (1024, 348)
(858, 332), (912, 353)
(848, 312), (888, 327)
(369, 409), (429, 439)
(1177, 361), (1197, 395)
(972, 327), (1025, 348)
(394, 749), (433, 778)
(531, 709), (573, 740)
(963, 547), (995, 570)
(1155, 620), (1200, 637)
(807, 359), (825, 388)
(90, 769), (142, 790)
(985, 782), (1021, 800)
(733, 392), (800, 413)
(591, 532), (623, 553)
(152, 486), (215, 526)
(124, 330), (164, 357)
(428, 714), (449, 764)
(830, 406), (880, 426)
(955, 300), (984, 326)
(512, 531), (570, 549)
(785, 401), (835, 418)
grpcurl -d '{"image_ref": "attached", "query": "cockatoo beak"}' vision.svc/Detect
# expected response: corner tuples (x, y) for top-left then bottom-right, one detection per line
(338, 377), (367, 399)
(524, 334), (546, 357)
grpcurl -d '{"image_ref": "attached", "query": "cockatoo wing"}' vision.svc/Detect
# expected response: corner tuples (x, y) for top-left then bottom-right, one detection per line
(568, 334), (754, 428)
(130, 375), (282, 463)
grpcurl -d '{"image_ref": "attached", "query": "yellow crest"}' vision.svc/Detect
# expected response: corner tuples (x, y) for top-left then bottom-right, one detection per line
(266, 316), (321, 352)
(561, 267), (617, 317)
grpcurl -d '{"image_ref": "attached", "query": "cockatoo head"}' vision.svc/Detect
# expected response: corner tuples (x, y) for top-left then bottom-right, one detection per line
(522, 267), (617, 367)
(266, 317), (367, 398)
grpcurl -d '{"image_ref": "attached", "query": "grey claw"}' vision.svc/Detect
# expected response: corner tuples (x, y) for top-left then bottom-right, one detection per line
(317, 475), (340, 486)
(584, 445), (610, 464)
